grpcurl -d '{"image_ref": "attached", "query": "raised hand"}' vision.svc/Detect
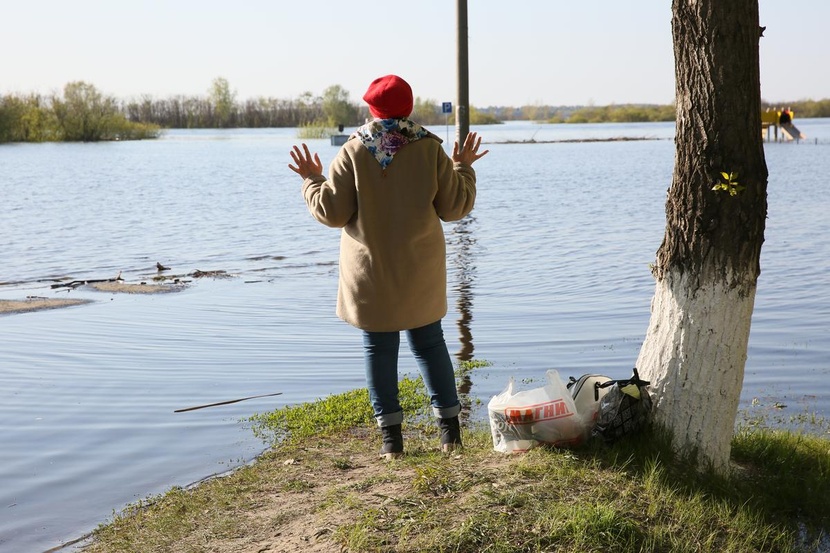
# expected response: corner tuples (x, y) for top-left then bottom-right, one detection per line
(288, 143), (323, 179)
(452, 132), (489, 166)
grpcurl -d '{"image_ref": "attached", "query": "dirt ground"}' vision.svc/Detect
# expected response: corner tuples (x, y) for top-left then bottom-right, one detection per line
(217, 441), (413, 553)
(82, 429), (514, 553)
(166, 435), (507, 553)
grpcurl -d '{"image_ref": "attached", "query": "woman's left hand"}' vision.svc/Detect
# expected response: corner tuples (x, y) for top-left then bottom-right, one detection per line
(288, 143), (323, 179)
(452, 132), (489, 166)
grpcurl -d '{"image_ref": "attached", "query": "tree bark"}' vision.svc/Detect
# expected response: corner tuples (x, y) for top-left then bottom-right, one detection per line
(636, 0), (768, 473)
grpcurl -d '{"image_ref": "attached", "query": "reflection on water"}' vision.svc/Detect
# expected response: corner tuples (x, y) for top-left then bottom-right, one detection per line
(450, 216), (477, 362)
(449, 216), (477, 396)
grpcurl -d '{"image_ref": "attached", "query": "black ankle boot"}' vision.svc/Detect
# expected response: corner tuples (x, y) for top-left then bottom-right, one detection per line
(437, 416), (462, 453)
(380, 424), (403, 460)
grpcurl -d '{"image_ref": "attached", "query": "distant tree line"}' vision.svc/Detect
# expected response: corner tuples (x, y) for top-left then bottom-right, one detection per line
(0, 82), (160, 143)
(119, 78), (500, 130)
(3, 77), (829, 143)
(0, 77), (501, 143)
(561, 104), (676, 123)
(122, 77), (342, 129)
(474, 104), (675, 123)
(761, 99), (830, 118)
(480, 99), (830, 123)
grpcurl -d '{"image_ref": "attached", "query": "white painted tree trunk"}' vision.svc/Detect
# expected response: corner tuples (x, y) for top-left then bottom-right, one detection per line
(636, 266), (757, 473)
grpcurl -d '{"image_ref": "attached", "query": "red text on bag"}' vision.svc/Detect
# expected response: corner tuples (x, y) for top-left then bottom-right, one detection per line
(504, 399), (573, 425)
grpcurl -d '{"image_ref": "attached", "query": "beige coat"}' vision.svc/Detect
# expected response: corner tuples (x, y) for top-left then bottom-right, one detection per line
(302, 134), (477, 332)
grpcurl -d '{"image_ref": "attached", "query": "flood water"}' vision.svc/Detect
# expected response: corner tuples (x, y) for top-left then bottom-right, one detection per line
(1, 120), (829, 552)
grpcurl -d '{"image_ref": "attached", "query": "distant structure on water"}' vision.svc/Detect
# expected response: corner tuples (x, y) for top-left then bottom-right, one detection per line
(761, 108), (805, 142)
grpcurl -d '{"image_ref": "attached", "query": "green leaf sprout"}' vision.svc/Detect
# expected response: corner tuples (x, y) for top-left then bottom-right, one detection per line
(712, 171), (745, 196)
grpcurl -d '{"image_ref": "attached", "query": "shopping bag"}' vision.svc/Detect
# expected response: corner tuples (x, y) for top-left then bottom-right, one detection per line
(488, 369), (585, 453)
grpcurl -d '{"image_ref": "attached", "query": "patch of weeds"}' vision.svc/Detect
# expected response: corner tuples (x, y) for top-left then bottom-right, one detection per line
(412, 463), (459, 496)
(738, 399), (830, 437)
(346, 473), (396, 493)
(332, 457), (354, 470)
(456, 358), (492, 379)
(319, 487), (365, 512)
(265, 510), (294, 529)
(481, 485), (534, 510)
(335, 507), (395, 551)
(296, 122), (334, 139)
(87, 480), (246, 552)
(280, 478), (315, 492)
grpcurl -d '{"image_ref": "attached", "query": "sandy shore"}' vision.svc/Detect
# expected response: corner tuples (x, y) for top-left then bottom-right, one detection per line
(0, 297), (93, 314)
(0, 282), (185, 315)
(88, 281), (185, 294)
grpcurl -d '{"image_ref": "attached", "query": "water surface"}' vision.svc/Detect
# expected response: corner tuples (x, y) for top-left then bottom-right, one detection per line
(1, 121), (828, 552)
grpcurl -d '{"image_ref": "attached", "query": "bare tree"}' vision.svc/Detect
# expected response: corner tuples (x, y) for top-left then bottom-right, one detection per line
(636, 0), (768, 473)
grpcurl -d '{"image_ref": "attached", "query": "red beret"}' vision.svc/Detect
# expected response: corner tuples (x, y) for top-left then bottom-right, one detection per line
(362, 75), (413, 119)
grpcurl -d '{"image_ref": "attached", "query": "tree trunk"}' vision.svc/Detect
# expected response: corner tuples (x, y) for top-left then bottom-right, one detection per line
(636, 0), (768, 473)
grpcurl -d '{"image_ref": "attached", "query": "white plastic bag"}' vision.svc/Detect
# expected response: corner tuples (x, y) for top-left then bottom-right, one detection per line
(488, 370), (585, 453)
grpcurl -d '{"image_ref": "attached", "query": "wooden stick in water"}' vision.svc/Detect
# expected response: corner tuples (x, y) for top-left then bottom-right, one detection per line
(174, 392), (283, 413)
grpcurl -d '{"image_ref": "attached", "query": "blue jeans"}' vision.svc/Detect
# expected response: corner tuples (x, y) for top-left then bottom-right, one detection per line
(363, 320), (461, 427)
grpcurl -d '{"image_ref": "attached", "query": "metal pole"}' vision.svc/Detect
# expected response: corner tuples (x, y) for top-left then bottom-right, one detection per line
(456, 0), (470, 145)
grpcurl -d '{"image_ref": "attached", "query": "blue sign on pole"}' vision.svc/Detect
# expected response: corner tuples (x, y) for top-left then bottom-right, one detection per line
(442, 102), (452, 114)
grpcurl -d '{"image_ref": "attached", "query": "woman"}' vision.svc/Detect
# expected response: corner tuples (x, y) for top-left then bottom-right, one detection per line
(288, 74), (488, 459)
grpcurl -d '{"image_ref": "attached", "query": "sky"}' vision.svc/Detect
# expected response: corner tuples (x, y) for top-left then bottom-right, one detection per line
(1, 0), (828, 108)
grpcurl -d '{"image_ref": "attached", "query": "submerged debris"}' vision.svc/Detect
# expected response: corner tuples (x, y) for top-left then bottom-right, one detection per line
(189, 269), (232, 279)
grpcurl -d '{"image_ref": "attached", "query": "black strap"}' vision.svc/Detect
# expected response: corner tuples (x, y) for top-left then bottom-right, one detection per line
(597, 367), (651, 391)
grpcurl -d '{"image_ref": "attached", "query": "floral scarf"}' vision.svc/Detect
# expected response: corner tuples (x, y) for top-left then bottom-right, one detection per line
(354, 118), (430, 169)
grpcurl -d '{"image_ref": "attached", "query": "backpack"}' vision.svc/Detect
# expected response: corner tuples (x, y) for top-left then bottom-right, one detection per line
(567, 373), (613, 430)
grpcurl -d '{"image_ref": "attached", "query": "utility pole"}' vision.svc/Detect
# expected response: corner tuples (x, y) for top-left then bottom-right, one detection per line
(456, 0), (470, 145)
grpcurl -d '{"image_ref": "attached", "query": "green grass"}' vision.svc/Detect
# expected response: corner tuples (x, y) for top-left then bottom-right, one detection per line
(86, 364), (830, 553)
(331, 426), (827, 553)
(248, 375), (432, 444)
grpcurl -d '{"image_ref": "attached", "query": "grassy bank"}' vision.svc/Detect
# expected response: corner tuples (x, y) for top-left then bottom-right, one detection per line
(83, 365), (829, 553)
